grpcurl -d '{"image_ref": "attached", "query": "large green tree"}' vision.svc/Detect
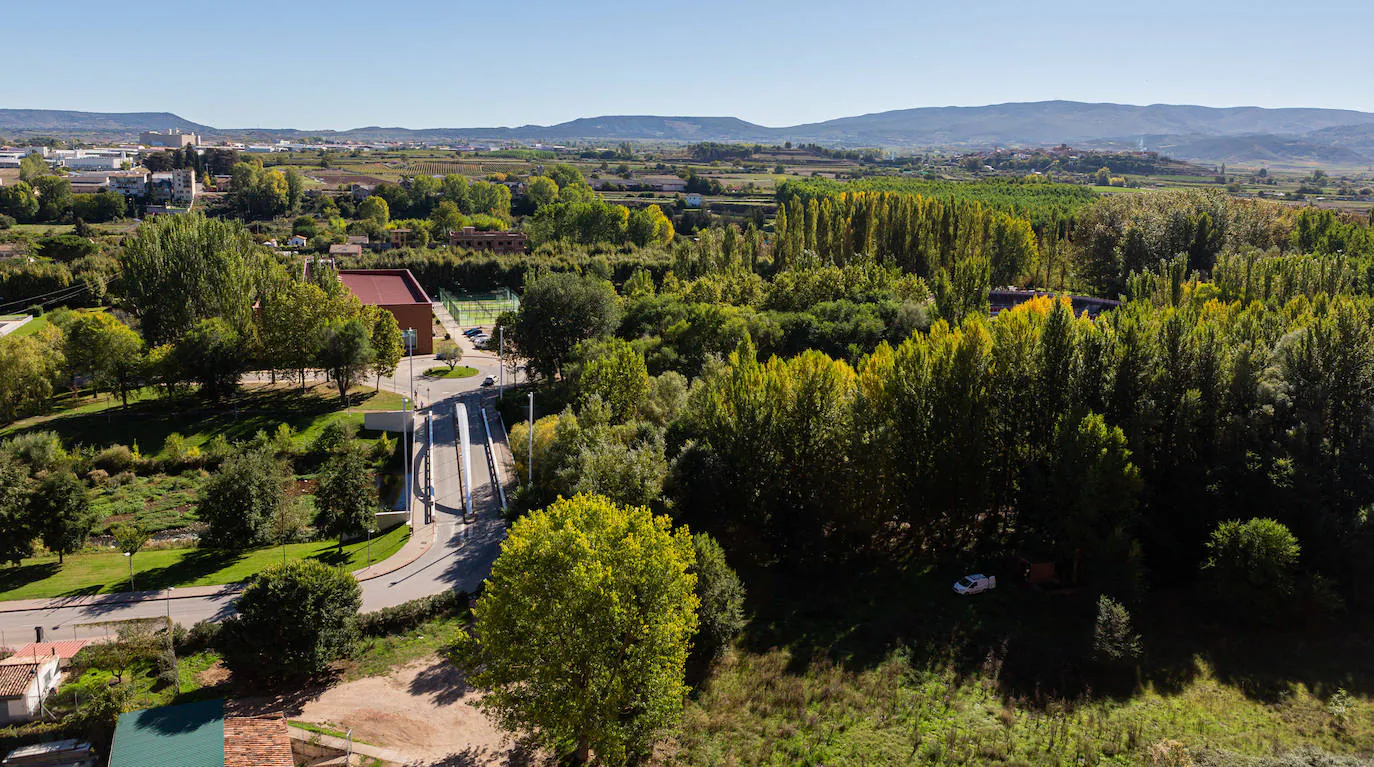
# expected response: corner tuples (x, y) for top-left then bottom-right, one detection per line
(175, 318), (245, 401)
(573, 338), (650, 423)
(64, 312), (144, 407)
(0, 454), (35, 565)
(18, 153), (47, 182)
(314, 448), (377, 551)
(195, 445), (291, 548)
(453, 494), (698, 765)
(0, 181), (39, 221)
(32, 470), (96, 564)
(366, 306), (403, 389)
(512, 271), (620, 380)
(120, 214), (263, 345)
(216, 560), (361, 682)
(0, 328), (65, 423)
(315, 317), (375, 403)
(525, 175), (559, 209)
(1204, 518), (1302, 624)
(32, 175), (73, 222)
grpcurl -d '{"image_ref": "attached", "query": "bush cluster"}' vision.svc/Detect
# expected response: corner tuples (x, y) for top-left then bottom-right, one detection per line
(356, 589), (468, 637)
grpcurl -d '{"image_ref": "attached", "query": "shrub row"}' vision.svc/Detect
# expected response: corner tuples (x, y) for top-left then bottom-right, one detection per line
(356, 589), (468, 637)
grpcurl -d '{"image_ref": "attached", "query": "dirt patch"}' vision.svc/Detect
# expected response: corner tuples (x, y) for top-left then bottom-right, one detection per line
(198, 660), (230, 687)
(294, 655), (542, 766)
(288, 478), (318, 498)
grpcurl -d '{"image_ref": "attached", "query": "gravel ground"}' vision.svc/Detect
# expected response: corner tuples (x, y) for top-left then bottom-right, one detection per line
(294, 655), (543, 766)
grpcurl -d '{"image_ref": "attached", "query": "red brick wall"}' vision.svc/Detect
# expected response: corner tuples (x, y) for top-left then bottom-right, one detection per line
(383, 304), (433, 355)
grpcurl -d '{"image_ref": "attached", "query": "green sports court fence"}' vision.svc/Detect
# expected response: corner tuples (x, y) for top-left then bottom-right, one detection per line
(439, 288), (520, 326)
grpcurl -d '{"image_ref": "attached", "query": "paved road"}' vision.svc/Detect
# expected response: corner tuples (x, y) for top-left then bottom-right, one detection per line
(0, 388), (512, 645)
(359, 393), (506, 612)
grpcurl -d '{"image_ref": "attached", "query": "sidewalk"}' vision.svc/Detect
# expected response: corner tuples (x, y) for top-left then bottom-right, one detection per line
(0, 521), (438, 616)
(432, 300), (464, 340)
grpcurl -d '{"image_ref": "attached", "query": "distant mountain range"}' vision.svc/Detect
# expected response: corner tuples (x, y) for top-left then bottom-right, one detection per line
(4, 101), (1374, 165)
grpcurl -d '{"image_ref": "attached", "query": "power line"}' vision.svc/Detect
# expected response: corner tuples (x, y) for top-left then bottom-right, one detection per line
(0, 282), (91, 312)
(0, 270), (120, 313)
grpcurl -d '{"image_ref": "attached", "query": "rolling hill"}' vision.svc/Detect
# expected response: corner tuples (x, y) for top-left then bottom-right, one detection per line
(4, 102), (1374, 164)
(0, 109), (211, 136)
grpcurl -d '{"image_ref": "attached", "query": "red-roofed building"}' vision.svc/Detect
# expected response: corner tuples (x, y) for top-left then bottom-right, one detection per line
(223, 715), (295, 767)
(0, 640), (91, 668)
(0, 658), (59, 723)
(336, 269), (434, 354)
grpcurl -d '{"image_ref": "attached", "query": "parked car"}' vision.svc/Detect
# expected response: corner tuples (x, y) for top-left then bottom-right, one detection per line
(952, 574), (995, 595)
(463, 327), (483, 337)
(481, 375), (496, 387)
(473, 335), (490, 347)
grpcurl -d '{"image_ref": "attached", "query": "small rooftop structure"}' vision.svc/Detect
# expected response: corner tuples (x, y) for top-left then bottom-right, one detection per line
(0, 640), (90, 667)
(328, 243), (363, 257)
(1, 738), (97, 767)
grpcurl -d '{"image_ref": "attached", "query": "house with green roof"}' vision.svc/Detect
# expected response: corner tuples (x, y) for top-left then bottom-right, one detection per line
(107, 699), (293, 767)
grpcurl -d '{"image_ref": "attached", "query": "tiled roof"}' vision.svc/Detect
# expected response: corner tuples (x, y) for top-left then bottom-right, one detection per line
(0, 640), (91, 664)
(224, 716), (294, 767)
(0, 662), (42, 698)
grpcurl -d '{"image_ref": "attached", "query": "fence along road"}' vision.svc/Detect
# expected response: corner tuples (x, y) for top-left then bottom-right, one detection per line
(0, 392), (512, 642)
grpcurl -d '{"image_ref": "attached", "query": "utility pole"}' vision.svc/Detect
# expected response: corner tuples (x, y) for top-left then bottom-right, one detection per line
(165, 588), (178, 690)
(406, 328), (416, 407)
(498, 326), (504, 397)
(403, 327), (416, 528)
(527, 391), (534, 488)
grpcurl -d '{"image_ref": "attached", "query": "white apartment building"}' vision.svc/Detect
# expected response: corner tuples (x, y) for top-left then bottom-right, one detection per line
(108, 171), (150, 197)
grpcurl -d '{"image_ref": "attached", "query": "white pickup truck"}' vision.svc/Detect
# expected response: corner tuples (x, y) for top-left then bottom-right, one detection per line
(953, 573), (996, 595)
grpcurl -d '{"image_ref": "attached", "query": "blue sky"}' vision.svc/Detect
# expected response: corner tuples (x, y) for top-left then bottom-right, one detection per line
(5, 0), (1371, 129)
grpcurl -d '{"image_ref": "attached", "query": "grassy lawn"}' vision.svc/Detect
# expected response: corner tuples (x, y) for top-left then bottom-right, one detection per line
(422, 365), (479, 379)
(343, 614), (469, 681)
(0, 524), (409, 601)
(5, 314), (49, 338)
(675, 648), (1372, 766)
(665, 563), (1374, 766)
(1, 382), (404, 452)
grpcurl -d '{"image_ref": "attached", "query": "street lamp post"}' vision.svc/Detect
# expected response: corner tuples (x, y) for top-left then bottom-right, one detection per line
(402, 396), (411, 528)
(405, 327), (416, 410)
(367, 529), (376, 568)
(123, 552), (134, 592)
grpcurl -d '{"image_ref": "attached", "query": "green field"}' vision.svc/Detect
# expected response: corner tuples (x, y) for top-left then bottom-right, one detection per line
(0, 524), (409, 601)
